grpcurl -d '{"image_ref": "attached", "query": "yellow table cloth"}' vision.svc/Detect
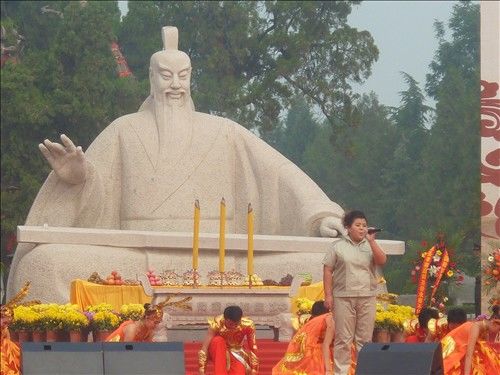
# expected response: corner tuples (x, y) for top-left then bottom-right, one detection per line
(70, 279), (151, 311)
(290, 281), (325, 313)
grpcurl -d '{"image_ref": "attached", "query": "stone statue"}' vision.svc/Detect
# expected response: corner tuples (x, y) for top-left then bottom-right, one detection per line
(7, 27), (345, 302)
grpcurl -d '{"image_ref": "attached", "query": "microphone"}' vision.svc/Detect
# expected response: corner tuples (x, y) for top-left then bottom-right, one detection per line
(367, 228), (383, 234)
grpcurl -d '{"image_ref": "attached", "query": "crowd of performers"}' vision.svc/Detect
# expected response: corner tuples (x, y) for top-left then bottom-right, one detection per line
(1, 210), (499, 374)
(2, 297), (498, 375)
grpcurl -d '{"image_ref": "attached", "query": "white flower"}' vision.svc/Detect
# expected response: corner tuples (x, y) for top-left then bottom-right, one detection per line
(433, 255), (441, 263)
(488, 256), (494, 262)
(428, 265), (439, 277)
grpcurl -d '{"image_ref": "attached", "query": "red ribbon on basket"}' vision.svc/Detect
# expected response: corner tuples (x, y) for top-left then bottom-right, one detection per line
(430, 249), (449, 303)
(415, 240), (451, 315)
(415, 246), (436, 315)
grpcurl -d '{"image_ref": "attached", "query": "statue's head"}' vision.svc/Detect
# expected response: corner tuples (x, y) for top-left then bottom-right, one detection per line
(149, 27), (192, 108)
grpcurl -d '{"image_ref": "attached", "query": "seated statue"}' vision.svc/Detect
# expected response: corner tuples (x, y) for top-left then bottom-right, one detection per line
(7, 27), (345, 303)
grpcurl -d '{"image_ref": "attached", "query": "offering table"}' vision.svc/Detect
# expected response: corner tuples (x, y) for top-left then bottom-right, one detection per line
(138, 275), (296, 340)
(16, 225), (405, 315)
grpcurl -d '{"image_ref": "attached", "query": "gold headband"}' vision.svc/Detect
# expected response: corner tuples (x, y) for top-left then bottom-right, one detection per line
(1, 281), (31, 317)
(146, 295), (193, 319)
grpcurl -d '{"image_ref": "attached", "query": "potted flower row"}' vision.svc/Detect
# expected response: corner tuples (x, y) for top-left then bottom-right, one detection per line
(10, 304), (89, 342)
(9, 302), (146, 343)
(374, 303), (416, 343)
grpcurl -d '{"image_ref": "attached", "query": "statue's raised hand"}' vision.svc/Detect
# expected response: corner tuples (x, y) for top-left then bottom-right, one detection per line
(319, 216), (346, 238)
(39, 134), (88, 185)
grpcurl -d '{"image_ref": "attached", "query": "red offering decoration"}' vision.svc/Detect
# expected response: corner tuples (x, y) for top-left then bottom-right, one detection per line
(413, 234), (460, 315)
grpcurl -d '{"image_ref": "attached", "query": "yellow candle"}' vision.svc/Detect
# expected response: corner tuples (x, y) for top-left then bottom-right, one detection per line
(247, 203), (254, 276)
(192, 199), (200, 270)
(218, 198), (226, 273)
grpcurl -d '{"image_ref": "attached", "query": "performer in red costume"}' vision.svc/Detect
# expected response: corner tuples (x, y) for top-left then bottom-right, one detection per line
(272, 301), (335, 375)
(1, 282), (30, 375)
(106, 303), (163, 342)
(198, 305), (258, 375)
(441, 305), (500, 375)
(405, 307), (439, 343)
(106, 296), (191, 342)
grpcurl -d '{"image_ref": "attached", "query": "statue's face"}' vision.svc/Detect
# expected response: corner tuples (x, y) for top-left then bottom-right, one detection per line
(150, 51), (192, 107)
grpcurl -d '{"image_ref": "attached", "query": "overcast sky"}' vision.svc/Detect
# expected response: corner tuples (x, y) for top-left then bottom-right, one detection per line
(118, 1), (458, 108)
(348, 0), (458, 108)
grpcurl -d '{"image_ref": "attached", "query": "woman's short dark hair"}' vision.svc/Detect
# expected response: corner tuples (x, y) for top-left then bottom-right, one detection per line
(447, 307), (467, 324)
(224, 305), (243, 322)
(418, 307), (439, 328)
(311, 301), (328, 317)
(342, 210), (367, 228)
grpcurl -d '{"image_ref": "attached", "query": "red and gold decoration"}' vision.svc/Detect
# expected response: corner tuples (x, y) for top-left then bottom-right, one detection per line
(411, 235), (462, 315)
(482, 247), (500, 292)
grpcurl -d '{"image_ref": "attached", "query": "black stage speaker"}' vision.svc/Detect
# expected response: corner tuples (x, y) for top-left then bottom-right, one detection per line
(102, 342), (185, 375)
(355, 343), (443, 375)
(22, 342), (104, 375)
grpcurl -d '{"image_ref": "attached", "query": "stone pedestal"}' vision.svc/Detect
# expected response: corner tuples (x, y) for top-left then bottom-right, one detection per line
(14, 225), (405, 304)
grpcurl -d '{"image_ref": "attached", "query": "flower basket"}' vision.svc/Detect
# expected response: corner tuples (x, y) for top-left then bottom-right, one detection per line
(93, 329), (113, 342)
(295, 297), (314, 315)
(483, 248), (500, 293)
(69, 330), (84, 343)
(11, 305), (40, 332)
(32, 330), (46, 342)
(391, 330), (405, 343)
(61, 308), (89, 332)
(84, 304), (119, 340)
(39, 304), (66, 331)
(375, 302), (415, 342)
(119, 304), (145, 321)
(85, 303), (114, 313)
(374, 328), (391, 343)
(45, 329), (59, 342)
(17, 329), (31, 343)
(91, 311), (120, 332)
(410, 236), (462, 314)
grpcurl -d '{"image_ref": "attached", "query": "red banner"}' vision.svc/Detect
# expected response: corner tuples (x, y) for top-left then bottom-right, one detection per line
(415, 246), (436, 315)
(430, 249), (450, 302)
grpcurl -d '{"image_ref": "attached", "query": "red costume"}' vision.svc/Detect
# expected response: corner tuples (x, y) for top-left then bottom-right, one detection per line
(1, 282), (29, 375)
(441, 321), (500, 375)
(272, 313), (332, 375)
(405, 326), (427, 343)
(1, 326), (21, 375)
(203, 315), (258, 375)
(105, 320), (154, 342)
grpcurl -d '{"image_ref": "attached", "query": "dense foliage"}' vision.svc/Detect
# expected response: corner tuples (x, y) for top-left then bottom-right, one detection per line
(0, 1), (480, 294)
(267, 2), (480, 293)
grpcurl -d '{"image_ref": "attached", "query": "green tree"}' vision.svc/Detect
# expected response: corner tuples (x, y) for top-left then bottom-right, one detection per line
(384, 2), (480, 292)
(1, 1), (143, 245)
(301, 93), (399, 221)
(119, 1), (379, 131)
(395, 2), (480, 283)
(262, 96), (319, 166)
(380, 73), (432, 239)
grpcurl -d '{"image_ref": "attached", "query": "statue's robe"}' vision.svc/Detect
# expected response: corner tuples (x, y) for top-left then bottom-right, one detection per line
(8, 108), (343, 302)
